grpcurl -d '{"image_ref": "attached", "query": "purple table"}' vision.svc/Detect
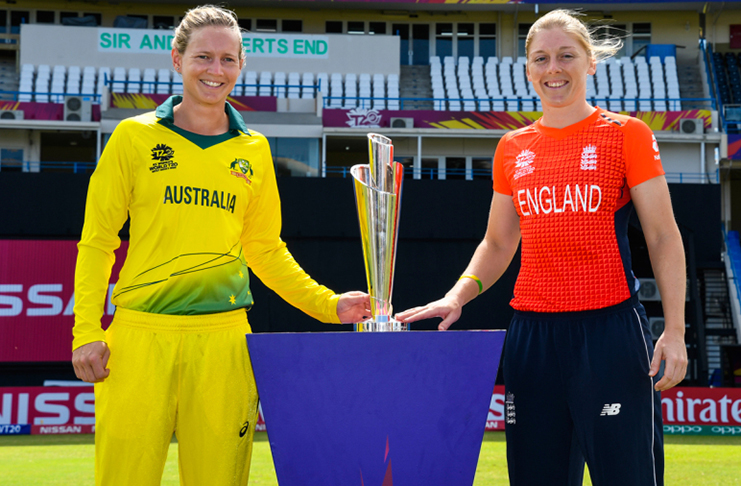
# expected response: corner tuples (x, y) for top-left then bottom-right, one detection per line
(246, 330), (505, 486)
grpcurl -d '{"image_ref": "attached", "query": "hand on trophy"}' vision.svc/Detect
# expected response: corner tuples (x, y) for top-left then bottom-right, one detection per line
(396, 294), (464, 331)
(351, 133), (406, 331)
(336, 291), (372, 324)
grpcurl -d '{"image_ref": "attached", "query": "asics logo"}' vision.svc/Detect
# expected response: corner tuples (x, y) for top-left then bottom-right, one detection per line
(239, 421), (250, 437)
(600, 403), (621, 416)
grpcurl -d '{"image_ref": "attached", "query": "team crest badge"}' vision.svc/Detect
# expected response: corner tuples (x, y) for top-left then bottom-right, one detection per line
(580, 145), (597, 171)
(230, 158), (253, 185)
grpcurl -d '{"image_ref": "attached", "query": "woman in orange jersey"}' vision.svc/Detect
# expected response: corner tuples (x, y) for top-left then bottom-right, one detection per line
(398, 10), (686, 486)
(71, 5), (369, 485)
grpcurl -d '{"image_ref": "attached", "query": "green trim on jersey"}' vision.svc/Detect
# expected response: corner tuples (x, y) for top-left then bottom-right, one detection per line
(155, 96), (252, 150)
(73, 100), (341, 351)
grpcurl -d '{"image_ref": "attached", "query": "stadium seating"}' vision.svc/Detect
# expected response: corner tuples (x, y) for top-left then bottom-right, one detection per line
(140, 68), (155, 94)
(287, 72), (301, 99)
(13, 55), (682, 112)
(19, 64), (33, 102)
(81, 66), (96, 96)
(243, 71), (257, 96)
(97, 67), (111, 97)
(301, 72), (314, 99)
(328, 73), (343, 108)
(66, 66), (81, 96)
(127, 68), (142, 94)
(156, 69), (171, 95)
(372, 73), (385, 110)
(50, 65), (65, 102)
(171, 72), (183, 95)
(316, 72), (328, 98)
(421, 53), (682, 112)
(273, 71), (287, 98)
(343, 73), (357, 109)
(258, 71), (272, 96)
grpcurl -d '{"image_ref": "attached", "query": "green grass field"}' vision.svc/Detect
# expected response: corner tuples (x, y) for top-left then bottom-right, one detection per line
(2, 432), (740, 485)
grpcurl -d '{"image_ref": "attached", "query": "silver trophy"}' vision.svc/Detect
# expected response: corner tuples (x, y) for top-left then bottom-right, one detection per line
(351, 133), (406, 332)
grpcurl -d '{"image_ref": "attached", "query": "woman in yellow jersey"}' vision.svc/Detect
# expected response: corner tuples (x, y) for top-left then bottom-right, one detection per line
(398, 10), (687, 486)
(71, 5), (369, 485)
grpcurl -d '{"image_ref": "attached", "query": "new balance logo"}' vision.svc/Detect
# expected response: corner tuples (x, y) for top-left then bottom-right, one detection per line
(600, 403), (621, 416)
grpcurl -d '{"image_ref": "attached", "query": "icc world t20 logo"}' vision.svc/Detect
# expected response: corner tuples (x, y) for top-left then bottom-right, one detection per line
(229, 158), (253, 185)
(149, 143), (177, 172)
(345, 107), (382, 128)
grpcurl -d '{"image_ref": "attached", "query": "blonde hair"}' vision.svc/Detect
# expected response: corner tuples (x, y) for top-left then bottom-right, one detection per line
(525, 9), (623, 63)
(172, 5), (244, 61)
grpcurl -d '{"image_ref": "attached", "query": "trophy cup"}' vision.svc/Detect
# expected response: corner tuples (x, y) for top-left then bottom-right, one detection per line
(351, 133), (406, 332)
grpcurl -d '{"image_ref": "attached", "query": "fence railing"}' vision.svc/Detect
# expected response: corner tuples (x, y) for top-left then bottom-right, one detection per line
(703, 39), (725, 129)
(324, 166), (720, 183)
(323, 95), (714, 112)
(324, 166), (493, 179)
(0, 89), (102, 104)
(0, 161), (97, 173)
(2, 161), (721, 183)
(4, 74), (716, 114)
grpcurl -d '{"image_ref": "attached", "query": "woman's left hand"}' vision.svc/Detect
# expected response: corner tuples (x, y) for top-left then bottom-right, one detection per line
(650, 330), (688, 391)
(336, 291), (371, 324)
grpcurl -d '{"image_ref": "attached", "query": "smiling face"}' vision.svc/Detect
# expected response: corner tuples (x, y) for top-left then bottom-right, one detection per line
(171, 25), (243, 108)
(526, 27), (596, 113)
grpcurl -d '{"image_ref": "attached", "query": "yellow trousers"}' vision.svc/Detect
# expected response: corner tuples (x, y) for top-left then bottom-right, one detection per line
(94, 307), (259, 486)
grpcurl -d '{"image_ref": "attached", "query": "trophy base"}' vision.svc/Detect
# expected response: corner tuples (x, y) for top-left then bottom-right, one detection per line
(354, 318), (407, 332)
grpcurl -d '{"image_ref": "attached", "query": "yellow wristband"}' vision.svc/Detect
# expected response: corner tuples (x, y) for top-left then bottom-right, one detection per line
(459, 274), (483, 295)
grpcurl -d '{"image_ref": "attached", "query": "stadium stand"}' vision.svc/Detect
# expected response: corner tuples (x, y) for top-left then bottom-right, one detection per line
(1, 0), (741, 396)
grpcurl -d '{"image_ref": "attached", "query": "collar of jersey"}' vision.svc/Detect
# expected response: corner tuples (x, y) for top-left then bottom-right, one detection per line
(534, 106), (602, 140)
(155, 95), (252, 150)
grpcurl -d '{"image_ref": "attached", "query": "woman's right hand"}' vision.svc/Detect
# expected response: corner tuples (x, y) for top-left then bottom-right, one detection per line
(395, 295), (463, 331)
(72, 341), (110, 383)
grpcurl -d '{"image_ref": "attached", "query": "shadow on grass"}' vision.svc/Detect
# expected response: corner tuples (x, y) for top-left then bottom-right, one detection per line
(664, 435), (741, 446)
(3, 430), (736, 448)
(0, 430), (274, 448)
(482, 431), (506, 442)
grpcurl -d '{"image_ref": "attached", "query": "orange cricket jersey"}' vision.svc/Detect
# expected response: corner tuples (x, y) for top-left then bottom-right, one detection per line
(493, 107), (665, 312)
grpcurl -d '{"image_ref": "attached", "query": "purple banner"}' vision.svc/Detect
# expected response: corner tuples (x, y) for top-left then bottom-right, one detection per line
(246, 331), (505, 486)
(268, 0), (676, 3)
(323, 107), (712, 132)
(110, 93), (277, 112)
(729, 135), (741, 160)
(0, 101), (101, 121)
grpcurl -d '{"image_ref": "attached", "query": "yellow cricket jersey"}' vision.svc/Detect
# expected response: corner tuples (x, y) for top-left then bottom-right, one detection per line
(73, 96), (340, 350)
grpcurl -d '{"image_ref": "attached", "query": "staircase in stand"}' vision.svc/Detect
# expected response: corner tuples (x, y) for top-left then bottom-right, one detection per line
(399, 65), (433, 111)
(677, 58), (709, 110)
(700, 267), (738, 383)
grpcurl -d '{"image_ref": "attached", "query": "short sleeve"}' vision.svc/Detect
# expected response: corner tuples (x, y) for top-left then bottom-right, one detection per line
(492, 133), (512, 196)
(623, 118), (665, 188)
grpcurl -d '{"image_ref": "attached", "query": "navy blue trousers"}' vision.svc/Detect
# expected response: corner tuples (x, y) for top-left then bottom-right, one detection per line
(503, 296), (664, 486)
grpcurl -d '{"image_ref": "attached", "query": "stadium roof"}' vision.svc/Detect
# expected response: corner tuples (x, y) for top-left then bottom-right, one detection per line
(125, 1), (728, 13)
